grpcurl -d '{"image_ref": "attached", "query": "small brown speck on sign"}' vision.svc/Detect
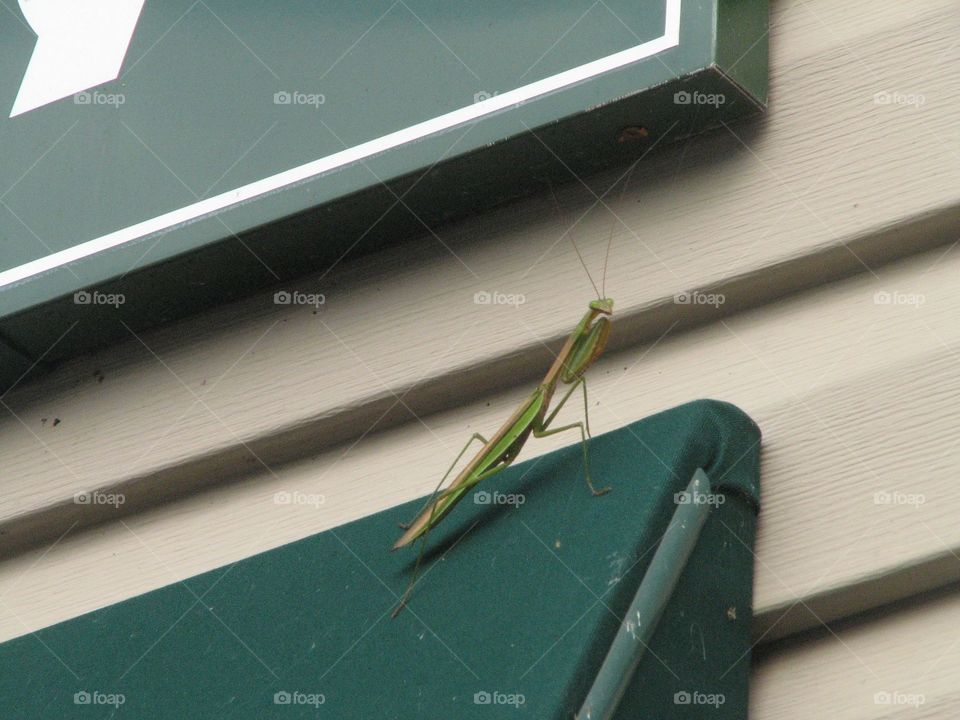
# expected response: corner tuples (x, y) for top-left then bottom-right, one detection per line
(618, 126), (649, 143)
(41, 417), (47, 426)
(52, 418), (61, 427)
(726, 606), (737, 620)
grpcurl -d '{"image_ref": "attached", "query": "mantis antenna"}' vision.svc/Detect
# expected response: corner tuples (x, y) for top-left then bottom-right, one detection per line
(547, 181), (602, 301)
(602, 156), (643, 298)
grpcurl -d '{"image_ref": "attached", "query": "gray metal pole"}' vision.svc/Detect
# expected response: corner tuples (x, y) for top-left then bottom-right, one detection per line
(576, 468), (713, 720)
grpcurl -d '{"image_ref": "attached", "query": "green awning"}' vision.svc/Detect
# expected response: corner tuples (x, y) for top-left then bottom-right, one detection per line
(1, 399), (761, 718)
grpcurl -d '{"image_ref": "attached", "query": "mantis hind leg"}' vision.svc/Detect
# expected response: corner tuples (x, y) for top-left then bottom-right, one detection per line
(534, 378), (611, 496)
(392, 534), (430, 619)
(398, 432), (489, 530)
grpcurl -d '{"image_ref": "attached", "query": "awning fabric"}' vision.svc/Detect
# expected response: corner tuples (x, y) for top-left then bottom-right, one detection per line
(0, 398), (761, 719)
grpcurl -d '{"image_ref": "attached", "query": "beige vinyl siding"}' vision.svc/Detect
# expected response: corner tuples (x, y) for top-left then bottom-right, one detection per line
(753, 588), (960, 719)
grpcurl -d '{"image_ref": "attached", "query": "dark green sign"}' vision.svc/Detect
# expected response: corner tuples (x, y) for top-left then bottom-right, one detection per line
(0, 0), (767, 391)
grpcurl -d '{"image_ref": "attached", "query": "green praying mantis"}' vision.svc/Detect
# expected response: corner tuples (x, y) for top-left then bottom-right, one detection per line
(391, 234), (617, 618)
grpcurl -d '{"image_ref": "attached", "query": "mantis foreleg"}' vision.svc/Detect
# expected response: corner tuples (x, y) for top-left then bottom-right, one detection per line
(542, 375), (593, 435)
(534, 378), (610, 496)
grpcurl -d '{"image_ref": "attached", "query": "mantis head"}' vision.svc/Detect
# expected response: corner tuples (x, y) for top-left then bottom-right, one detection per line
(590, 298), (614, 315)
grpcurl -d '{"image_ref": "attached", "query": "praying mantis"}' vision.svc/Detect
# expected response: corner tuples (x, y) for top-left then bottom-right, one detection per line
(391, 236), (616, 617)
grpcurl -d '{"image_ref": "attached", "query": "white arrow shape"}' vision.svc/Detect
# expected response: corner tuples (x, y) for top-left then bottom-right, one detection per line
(10, 0), (146, 117)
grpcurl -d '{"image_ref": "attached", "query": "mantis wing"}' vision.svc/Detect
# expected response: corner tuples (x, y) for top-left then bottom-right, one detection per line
(392, 388), (545, 549)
